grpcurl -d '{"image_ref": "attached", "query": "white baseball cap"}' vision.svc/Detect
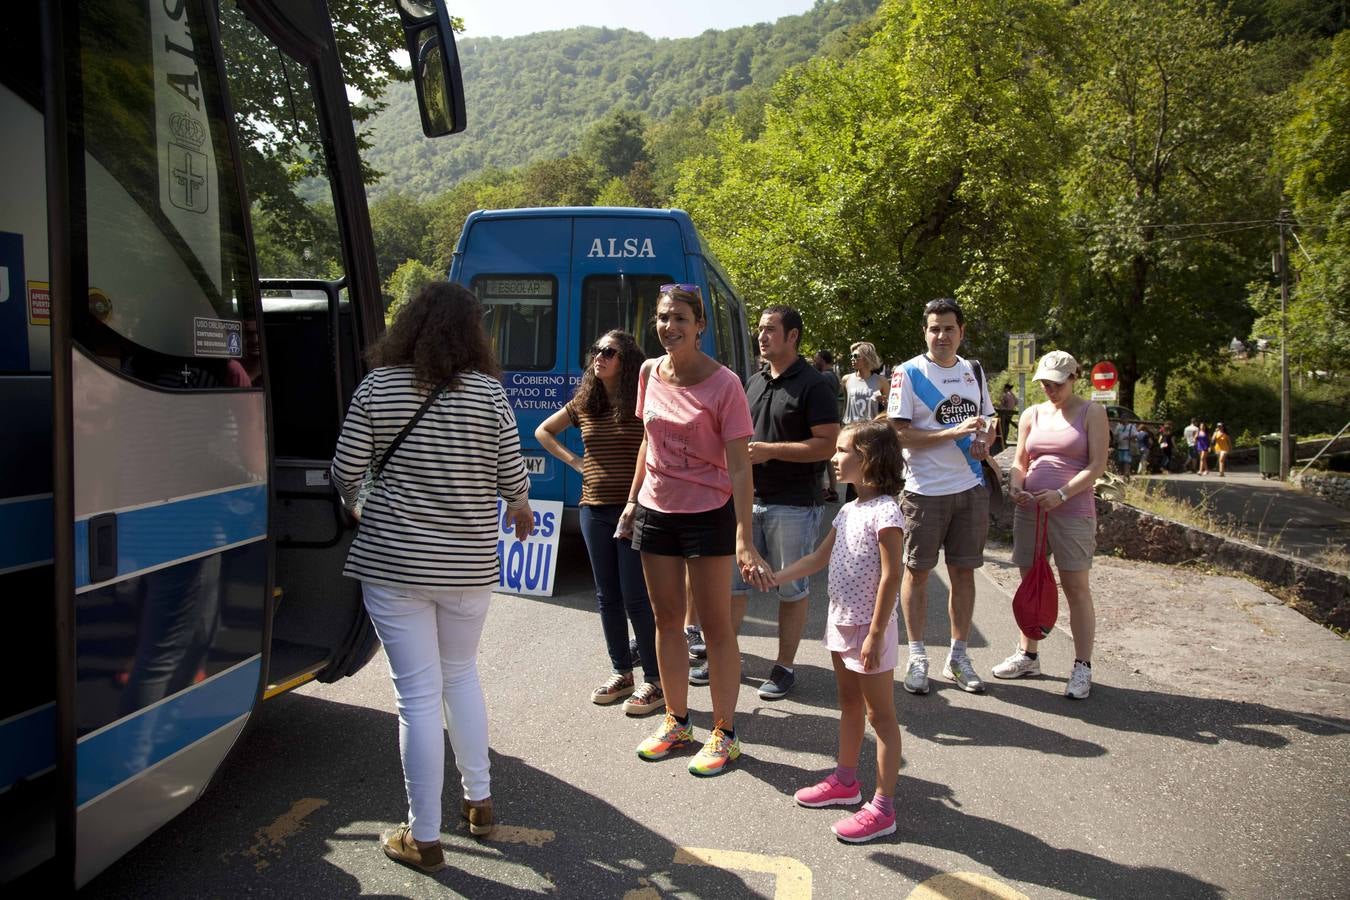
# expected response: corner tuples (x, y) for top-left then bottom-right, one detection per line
(1032, 350), (1080, 384)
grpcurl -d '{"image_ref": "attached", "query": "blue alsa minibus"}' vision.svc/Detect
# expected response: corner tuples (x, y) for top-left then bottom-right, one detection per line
(448, 207), (755, 521)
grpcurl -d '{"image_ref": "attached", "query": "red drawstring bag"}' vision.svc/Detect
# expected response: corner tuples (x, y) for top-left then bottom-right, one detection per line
(1013, 508), (1058, 641)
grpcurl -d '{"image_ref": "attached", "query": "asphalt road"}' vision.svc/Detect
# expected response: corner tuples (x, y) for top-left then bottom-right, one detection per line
(83, 531), (1350, 899)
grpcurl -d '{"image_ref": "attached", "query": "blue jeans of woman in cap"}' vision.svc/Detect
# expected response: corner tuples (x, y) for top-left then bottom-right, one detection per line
(579, 504), (659, 681)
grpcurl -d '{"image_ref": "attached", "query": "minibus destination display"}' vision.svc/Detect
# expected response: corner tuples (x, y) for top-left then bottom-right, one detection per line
(480, 277), (552, 300)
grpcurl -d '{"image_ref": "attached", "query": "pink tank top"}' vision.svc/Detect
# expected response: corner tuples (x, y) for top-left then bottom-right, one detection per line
(1023, 402), (1094, 518)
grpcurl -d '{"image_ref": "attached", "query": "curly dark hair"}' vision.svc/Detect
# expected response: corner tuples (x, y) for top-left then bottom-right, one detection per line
(846, 420), (904, 496)
(573, 330), (644, 421)
(367, 281), (499, 390)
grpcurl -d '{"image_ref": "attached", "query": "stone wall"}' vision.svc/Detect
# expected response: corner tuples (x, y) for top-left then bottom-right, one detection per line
(1093, 499), (1349, 630)
(1295, 472), (1350, 511)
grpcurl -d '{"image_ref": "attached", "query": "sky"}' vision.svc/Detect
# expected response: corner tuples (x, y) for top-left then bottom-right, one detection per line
(450, 0), (819, 41)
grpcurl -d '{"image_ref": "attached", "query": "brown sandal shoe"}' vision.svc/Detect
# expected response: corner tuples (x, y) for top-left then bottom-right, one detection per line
(382, 823), (444, 872)
(461, 798), (494, 837)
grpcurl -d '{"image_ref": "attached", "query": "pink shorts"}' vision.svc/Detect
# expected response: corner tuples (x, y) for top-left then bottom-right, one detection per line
(824, 617), (899, 675)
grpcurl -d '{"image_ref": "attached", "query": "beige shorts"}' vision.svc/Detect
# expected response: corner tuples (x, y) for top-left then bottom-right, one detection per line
(900, 486), (989, 571)
(1011, 506), (1096, 571)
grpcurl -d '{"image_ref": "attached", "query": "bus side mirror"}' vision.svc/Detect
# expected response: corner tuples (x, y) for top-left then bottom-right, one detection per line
(394, 0), (466, 137)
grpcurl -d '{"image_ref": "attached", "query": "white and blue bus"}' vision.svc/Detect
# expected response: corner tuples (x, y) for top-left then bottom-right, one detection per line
(449, 207), (755, 520)
(0, 0), (465, 887)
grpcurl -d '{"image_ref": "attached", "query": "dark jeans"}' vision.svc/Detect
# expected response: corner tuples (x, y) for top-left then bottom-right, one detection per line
(579, 504), (659, 682)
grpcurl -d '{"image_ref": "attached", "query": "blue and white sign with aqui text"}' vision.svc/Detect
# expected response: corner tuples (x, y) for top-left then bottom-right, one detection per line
(495, 498), (564, 596)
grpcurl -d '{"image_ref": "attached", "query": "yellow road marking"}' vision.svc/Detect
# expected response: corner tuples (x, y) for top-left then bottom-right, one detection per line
(905, 872), (1029, 900)
(673, 846), (812, 899)
(241, 797), (328, 871)
(486, 824), (555, 847)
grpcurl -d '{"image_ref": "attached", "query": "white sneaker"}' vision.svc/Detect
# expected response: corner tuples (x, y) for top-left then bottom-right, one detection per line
(943, 655), (986, 693)
(992, 650), (1041, 680)
(902, 656), (930, 695)
(1064, 661), (1092, 699)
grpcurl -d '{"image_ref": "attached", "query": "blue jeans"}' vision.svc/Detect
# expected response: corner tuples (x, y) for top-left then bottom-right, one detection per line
(731, 503), (823, 601)
(579, 504), (659, 681)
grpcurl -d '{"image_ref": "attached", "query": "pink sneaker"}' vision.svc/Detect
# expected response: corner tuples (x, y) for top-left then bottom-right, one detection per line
(831, 802), (897, 843)
(794, 774), (862, 808)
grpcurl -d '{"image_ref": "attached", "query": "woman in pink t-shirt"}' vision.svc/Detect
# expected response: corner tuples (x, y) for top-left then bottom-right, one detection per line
(617, 284), (770, 777)
(998, 351), (1109, 699)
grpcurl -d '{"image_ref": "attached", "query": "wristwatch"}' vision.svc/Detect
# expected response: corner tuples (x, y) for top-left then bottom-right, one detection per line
(1056, 488), (1068, 502)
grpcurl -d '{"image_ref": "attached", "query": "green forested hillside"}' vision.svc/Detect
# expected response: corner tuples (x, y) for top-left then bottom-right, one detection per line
(362, 0), (882, 199)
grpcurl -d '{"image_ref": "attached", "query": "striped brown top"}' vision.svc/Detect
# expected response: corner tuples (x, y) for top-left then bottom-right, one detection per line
(566, 399), (644, 506)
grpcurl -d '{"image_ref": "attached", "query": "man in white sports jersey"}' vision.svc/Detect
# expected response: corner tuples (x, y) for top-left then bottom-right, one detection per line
(887, 298), (997, 695)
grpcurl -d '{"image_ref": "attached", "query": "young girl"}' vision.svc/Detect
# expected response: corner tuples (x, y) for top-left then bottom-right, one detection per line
(770, 421), (904, 842)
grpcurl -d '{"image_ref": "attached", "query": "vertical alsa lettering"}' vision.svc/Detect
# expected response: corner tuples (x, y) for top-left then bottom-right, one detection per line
(586, 237), (655, 259)
(158, 0), (200, 110)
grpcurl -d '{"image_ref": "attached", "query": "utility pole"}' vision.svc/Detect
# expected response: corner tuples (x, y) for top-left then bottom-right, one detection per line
(1276, 210), (1292, 481)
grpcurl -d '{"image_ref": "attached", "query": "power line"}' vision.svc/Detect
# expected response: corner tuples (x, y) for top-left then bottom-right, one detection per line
(1071, 218), (1274, 231)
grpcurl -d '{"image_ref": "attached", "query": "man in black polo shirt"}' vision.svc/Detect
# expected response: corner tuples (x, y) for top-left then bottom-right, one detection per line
(690, 305), (838, 699)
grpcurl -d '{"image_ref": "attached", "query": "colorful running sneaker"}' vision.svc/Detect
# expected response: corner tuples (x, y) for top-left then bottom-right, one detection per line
(636, 713), (695, 761)
(943, 654), (986, 693)
(794, 773), (862, 808)
(688, 724), (741, 777)
(831, 802), (897, 843)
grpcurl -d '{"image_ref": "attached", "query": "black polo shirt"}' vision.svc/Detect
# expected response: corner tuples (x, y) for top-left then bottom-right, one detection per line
(746, 356), (840, 506)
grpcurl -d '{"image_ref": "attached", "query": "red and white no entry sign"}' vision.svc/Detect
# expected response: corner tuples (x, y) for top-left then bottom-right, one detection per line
(1091, 361), (1118, 391)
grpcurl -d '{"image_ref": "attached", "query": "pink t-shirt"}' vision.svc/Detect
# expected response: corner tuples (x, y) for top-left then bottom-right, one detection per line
(636, 359), (754, 514)
(1023, 402), (1095, 519)
(826, 495), (905, 627)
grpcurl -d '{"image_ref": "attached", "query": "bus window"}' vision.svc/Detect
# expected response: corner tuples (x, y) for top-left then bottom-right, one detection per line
(707, 270), (751, 378)
(75, 0), (261, 391)
(578, 274), (670, 362)
(474, 276), (557, 371)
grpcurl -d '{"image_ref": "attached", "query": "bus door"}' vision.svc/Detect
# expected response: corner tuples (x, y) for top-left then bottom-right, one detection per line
(563, 216), (682, 504)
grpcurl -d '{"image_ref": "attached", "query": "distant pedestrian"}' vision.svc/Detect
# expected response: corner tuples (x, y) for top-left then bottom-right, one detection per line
(773, 421), (905, 843)
(1196, 423), (1211, 475)
(887, 298), (998, 696)
(1184, 418), (1200, 471)
(1112, 419), (1138, 479)
(842, 341), (888, 502)
(1212, 422), (1232, 476)
(996, 383), (1018, 451)
(1136, 425), (1153, 475)
(1158, 423), (1174, 473)
(997, 351), (1109, 699)
(535, 330), (662, 716)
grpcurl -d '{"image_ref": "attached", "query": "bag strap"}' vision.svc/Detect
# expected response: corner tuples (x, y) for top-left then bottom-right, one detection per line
(372, 377), (452, 479)
(1035, 507), (1049, 557)
(902, 360), (982, 482)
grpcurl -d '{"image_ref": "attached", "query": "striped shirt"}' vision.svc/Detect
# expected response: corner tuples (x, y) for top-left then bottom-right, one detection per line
(332, 366), (530, 588)
(565, 399), (644, 506)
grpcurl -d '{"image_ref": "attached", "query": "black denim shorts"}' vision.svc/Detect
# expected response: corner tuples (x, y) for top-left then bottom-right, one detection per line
(631, 497), (736, 558)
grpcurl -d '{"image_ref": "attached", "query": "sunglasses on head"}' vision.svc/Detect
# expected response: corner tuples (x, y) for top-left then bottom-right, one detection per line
(659, 282), (702, 298)
(591, 345), (619, 359)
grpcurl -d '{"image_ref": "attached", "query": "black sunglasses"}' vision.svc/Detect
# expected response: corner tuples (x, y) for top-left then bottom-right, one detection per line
(591, 345), (619, 359)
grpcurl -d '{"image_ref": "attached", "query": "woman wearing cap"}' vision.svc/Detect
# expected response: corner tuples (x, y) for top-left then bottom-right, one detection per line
(994, 351), (1109, 699)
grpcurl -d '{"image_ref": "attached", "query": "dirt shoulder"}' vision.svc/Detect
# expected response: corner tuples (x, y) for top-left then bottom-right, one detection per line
(981, 539), (1350, 722)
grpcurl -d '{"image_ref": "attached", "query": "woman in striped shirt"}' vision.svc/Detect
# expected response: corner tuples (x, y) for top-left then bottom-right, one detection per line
(332, 282), (532, 873)
(536, 330), (662, 716)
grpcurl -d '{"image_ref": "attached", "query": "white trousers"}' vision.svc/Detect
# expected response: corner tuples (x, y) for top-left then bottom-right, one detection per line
(362, 581), (492, 842)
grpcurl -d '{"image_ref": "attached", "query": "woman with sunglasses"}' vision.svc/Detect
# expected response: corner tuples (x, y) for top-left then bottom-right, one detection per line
(617, 284), (772, 777)
(841, 341), (889, 501)
(536, 331), (663, 716)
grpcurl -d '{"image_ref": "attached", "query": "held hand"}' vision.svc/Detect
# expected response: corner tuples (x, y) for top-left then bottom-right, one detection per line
(508, 502), (534, 541)
(738, 545), (773, 592)
(951, 416), (983, 438)
(969, 436), (989, 461)
(1009, 486), (1035, 508)
(860, 631), (882, 672)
